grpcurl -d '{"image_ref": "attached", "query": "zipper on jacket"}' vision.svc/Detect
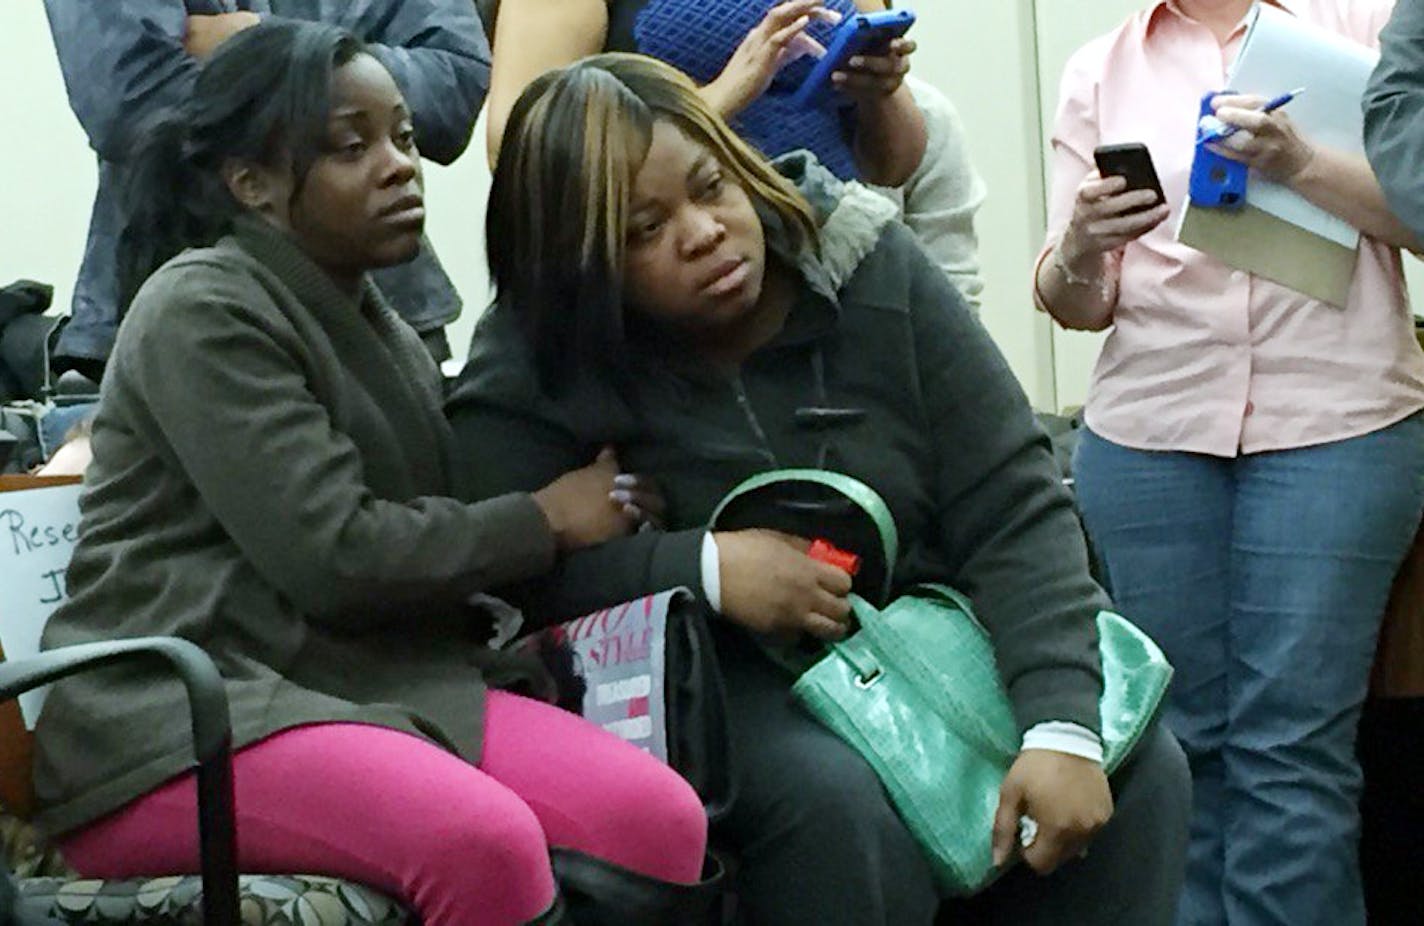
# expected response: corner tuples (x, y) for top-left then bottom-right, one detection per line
(731, 374), (779, 467)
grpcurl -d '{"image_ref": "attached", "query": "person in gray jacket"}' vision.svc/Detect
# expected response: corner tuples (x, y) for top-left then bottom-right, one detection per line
(448, 53), (1191, 926)
(1365, 0), (1424, 243)
(33, 22), (716, 925)
(42, 0), (490, 377)
(1361, 7), (1424, 917)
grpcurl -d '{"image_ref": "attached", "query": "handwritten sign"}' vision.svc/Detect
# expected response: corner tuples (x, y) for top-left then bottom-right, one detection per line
(0, 476), (82, 728)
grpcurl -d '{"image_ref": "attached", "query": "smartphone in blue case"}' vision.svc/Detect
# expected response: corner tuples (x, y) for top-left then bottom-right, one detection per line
(791, 8), (917, 109)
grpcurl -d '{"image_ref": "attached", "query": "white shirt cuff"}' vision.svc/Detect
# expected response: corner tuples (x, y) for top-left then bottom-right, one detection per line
(700, 532), (722, 613)
(1021, 721), (1103, 764)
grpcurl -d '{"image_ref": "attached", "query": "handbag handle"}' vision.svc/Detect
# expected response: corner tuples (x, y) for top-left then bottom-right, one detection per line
(906, 584), (984, 632)
(824, 607), (884, 686)
(902, 586), (1018, 759)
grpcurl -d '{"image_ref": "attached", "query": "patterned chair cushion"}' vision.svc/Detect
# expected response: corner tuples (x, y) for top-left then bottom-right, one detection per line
(1, 803), (413, 924)
(15, 874), (413, 925)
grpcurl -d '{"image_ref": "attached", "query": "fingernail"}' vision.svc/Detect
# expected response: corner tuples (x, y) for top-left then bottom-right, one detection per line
(613, 474), (637, 488)
(832, 72), (846, 83)
(848, 56), (864, 67)
(610, 489), (632, 504)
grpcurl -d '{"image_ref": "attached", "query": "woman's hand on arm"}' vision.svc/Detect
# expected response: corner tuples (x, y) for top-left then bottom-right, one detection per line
(701, 1), (836, 120)
(532, 444), (649, 547)
(486, 0), (607, 164)
(532, 446), (660, 550)
(1035, 171), (1167, 330)
(1212, 94), (1423, 250)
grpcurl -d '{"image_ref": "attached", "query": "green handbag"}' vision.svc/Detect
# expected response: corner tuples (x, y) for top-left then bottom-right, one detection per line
(711, 470), (1173, 896)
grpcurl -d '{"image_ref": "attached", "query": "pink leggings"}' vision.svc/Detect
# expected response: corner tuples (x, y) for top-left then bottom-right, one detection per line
(60, 691), (708, 926)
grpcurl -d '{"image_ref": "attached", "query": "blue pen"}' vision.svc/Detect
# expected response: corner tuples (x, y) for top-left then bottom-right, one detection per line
(1199, 86), (1306, 144)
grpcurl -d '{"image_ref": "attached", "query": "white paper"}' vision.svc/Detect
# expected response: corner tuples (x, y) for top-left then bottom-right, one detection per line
(0, 481), (82, 727)
(1225, 3), (1379, 248)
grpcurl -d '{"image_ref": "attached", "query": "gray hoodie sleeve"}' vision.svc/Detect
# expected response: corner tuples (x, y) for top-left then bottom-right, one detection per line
(893, 222), (1106, 735)
(446, 346), (710, 627)
(1365, 0), (1424, 243)
(43, 0), (197, 160)
(868, 77), (988, 315)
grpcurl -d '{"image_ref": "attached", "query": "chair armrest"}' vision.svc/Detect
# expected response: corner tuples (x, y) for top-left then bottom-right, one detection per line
(0, 637), (239, 926)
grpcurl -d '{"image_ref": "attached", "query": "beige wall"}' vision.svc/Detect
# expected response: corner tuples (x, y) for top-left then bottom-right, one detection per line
(5, 0), (1419, 410)
(1034, 0), (1145, 408)
(912, 1), (1056, 408)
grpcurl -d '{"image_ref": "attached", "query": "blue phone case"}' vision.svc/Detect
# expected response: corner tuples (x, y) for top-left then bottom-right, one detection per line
(791, 8), (916, 110)
(1188, 90), (1249, 210)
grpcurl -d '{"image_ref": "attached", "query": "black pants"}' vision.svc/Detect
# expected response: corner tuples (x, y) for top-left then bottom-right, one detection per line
(1358, 696), (1424, 925)
(711, 624), (1191, 926)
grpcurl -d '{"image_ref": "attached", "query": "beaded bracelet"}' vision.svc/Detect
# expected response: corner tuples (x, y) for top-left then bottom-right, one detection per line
(1052, 242), (1103, 288)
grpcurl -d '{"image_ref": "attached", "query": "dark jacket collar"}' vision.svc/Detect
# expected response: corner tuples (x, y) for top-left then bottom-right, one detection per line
(231, 214), (451, 492)
(733, 152), (905, 354)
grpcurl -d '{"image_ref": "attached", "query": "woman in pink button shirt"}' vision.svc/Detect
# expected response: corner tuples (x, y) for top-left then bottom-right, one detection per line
(1035, 2), (1424, 924)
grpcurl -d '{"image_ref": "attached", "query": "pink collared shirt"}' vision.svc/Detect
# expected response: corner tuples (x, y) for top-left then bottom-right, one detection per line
(1039, 0), (1424, 457)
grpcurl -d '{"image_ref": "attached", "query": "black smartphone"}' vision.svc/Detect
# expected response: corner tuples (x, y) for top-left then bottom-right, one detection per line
(1093, 143), (1165, 213)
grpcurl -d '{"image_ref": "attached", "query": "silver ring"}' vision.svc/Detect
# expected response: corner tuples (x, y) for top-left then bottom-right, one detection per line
(1018, 815), (1039, 850)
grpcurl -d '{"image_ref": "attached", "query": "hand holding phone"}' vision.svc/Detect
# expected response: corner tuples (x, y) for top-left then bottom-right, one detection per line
(1058, 144), (1171, 271)
(792, 8), (917, 109)
(1092, 143), (1165, 214)
(702, 0), (842, 119)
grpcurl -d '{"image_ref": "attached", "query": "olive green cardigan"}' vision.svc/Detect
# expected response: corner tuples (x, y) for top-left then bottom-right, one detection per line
(32, 217), (555, 836)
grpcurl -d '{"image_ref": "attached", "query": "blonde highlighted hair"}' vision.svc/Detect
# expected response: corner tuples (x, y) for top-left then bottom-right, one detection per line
(487, 53), (818, 392)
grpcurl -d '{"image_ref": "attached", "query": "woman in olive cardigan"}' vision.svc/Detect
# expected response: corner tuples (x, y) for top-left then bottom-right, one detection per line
(31, 22), (712, 926)
(449, 54), (1192, 925)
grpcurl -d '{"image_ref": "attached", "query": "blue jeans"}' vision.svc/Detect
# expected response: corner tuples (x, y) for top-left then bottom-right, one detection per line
(1073, 413), (1424, 926)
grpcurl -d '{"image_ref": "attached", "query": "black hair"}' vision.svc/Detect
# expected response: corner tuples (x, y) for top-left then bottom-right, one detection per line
(115, 20), (365, 314)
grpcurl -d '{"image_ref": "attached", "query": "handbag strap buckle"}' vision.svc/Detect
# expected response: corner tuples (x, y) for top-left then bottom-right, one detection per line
(834, 634), (883, 688)
(853, 667), (884, 689)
